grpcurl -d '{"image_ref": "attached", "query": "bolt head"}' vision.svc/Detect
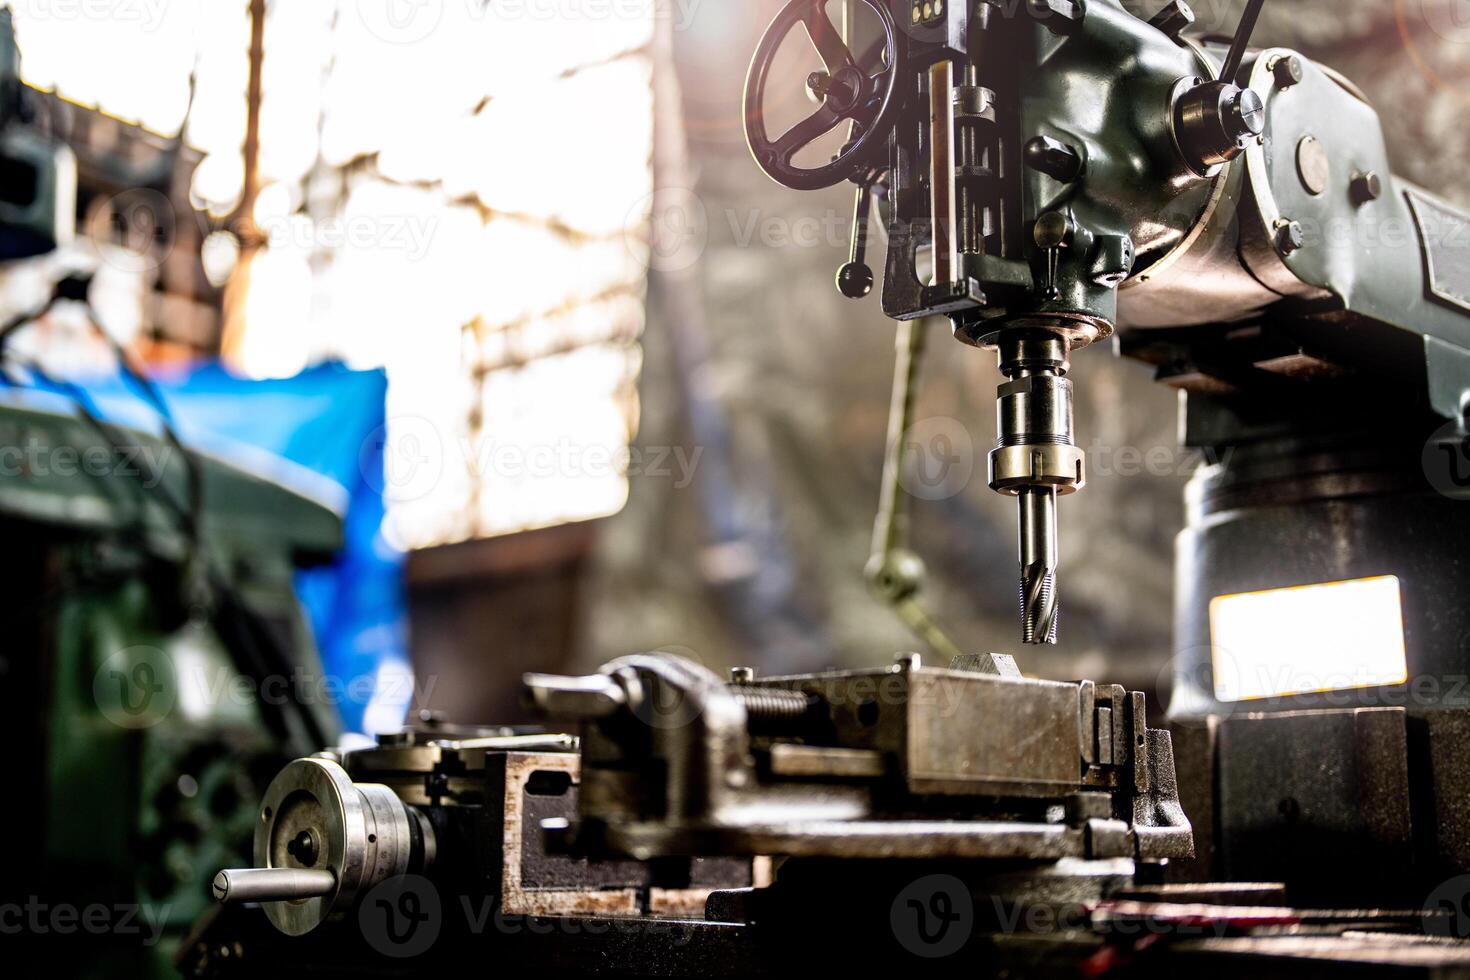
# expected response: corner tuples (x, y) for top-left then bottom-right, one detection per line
(1024, 135), (1084, 182)
(1271, 55), (1305, 89)
(1275, 220), (1305, 255)
(730, 666), (756, 684)
(1027, 0), (1085, 34)
(1350, 170), (1383, 205)
(1148, 0), (1195, 39)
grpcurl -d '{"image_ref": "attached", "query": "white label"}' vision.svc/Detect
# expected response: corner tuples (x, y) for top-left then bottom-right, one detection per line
(1209, 575), (1408, 703)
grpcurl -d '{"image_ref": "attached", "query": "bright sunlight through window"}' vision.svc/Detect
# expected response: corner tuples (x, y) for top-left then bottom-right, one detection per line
(10, 0), (655, 548)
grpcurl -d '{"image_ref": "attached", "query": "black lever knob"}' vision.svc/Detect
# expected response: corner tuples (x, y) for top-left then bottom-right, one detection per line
(837, 262), (875, 299)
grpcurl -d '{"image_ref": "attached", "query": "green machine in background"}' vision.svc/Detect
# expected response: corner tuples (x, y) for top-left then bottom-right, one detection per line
(0, 393), (342, 977)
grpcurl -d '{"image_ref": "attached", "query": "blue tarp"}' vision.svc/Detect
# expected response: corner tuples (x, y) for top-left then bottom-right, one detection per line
(6, 360), (411, 735)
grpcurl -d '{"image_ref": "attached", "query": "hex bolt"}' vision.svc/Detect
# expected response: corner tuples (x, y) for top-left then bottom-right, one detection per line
(730, 666), (756, 684)
(1271, 55), (1304, 89)
(1025, 135), (1084, 182)
(1275, 219), (1305, 256)
(1148, 0), (1195, 39)
(1350, 170), (1383, 205)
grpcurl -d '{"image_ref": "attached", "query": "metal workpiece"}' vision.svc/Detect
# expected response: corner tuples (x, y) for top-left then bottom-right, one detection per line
(527, 652), (1191, 864)
(213, 757), (436, 936)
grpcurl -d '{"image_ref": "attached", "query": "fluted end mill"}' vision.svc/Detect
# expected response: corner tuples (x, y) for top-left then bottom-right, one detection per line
(1016, 487), (1060, 644)
(1020, 562), (1059, 645)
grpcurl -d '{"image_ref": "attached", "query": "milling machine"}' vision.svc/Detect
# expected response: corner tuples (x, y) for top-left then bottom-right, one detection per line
(190, 1), (1470, 975)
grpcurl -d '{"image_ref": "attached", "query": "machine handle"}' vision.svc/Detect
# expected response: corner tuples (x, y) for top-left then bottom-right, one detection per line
(1220, 0), (1267, 81)
(744, 0), (900, 191)
(212, 867), (336, 905)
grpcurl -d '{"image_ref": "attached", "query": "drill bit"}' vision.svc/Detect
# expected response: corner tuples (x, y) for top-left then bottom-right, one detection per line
(989, 333), (1084, 646)
(1017, 487), (1060, 645)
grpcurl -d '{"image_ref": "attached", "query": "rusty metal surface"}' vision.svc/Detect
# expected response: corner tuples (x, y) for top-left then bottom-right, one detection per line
(905, 670), (1082, 795)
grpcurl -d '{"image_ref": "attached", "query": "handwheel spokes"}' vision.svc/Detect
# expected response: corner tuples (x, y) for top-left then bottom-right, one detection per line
(744, 0), (899, 190)
(801, 5), (856, 76)
(771, 102), (846, 164)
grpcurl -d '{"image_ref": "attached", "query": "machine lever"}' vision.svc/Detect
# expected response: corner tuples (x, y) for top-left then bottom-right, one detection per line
(213, 868), (336, 905)
(836, 180), (877, 299)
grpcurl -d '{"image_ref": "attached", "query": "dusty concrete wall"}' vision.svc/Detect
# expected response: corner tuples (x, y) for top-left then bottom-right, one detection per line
(578, 0), (1470, 701)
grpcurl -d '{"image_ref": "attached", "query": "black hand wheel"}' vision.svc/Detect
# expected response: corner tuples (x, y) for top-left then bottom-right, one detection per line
(744, 0), (900, 191)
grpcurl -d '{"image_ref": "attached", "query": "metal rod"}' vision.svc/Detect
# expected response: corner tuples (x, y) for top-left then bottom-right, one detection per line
(867, 317), (965, 662)
(213, 868), (336, 905)
(1221, 0), (1266, 82)
(928, 59), (958, 285)
(847, 181), (872, 268)
(871, 318), (927, 561)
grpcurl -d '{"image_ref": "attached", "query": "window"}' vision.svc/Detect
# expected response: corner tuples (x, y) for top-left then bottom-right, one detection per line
(11, 0), (657, 547)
